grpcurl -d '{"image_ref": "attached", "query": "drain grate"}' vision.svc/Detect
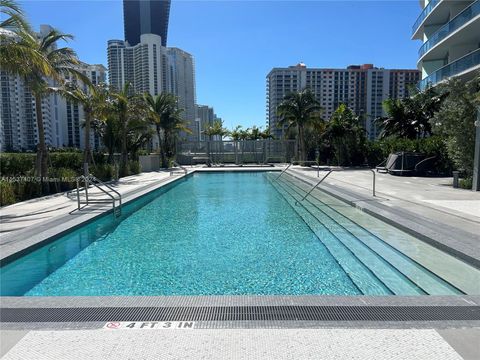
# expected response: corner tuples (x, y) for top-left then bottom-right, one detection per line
(1, 306), (479, 323)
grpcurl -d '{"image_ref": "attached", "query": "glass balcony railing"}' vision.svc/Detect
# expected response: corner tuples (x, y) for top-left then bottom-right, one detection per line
(418, 48), (480, 90)
(412, 0), (440, 36)
(418, 0), (480, 58)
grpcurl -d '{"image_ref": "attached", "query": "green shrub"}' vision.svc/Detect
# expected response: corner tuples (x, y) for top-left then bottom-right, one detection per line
(364, 136), (453, 175)
(91, 164), (116, 182)
(459, 177), (473, 189)
(13, 181), (42, 202)
(52, 167), (79, 192)
(129, 160), (141, 175)
(50, 152), (83, 173)
(0, 181), (16, 206)
(0, 153), (35, 176)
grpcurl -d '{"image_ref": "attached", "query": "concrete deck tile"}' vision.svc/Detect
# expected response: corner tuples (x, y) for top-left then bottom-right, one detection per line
(0, 328), (465, 360)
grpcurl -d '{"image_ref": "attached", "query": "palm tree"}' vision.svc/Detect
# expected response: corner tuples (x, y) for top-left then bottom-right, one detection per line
(375, 99), (415, 139)
(12, 28), (85, 190)
(203, 120), (229, 162)
(0, 1), (56, 80)
(324, 104), (365, 166)
(110, 83), (146, 176)
(0, 0), (25, 30)
(376, 86), (445, 139)
(230, 125), (243, 164)
(144, 92), (189, 168)
(65, 83), (109, 175)
(260, 126), (274, 140)
(277, 89), (322, 162)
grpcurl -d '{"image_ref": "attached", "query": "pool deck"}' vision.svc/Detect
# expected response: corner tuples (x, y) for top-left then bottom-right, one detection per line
(1, 165), (480, 359)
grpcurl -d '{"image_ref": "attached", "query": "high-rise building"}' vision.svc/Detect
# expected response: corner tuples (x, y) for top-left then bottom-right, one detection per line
(108, 34), (167, 95)
(0, 25), (107, 152)
(63, 62), (107, 149)
(166, 47), (197, 140)
(196, 105), (217, 141)
(107, 36), (198, 140)
(123, 0), (171, 47)
(413, 0), (479, 90)
(266, 63), (420, 139)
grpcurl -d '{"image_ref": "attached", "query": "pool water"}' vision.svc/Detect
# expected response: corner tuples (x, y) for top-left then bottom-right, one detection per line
(1, 172), (478, 296)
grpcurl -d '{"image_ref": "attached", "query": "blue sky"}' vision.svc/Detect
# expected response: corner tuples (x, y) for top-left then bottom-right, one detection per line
(21, 0), (421, 129)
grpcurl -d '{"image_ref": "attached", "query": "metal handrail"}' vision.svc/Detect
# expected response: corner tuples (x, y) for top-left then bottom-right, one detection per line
(290, 168), (376, 204)
(171, 160), (188, 175)
(296, 170), (333, 205)
(275, 163), (293, 180)
(275, 160), (321, 180)
(76, 174), (122, 217)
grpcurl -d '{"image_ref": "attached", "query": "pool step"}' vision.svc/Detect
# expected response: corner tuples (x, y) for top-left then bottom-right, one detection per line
(279, 175), (462, 296)
(292, 182), (479, 295)
(272, 177), (425, 295)
(268, 177), (392, 295)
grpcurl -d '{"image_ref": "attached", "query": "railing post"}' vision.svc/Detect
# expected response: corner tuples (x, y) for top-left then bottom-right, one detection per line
(84, 176), (89, 205)
(369, 169), (376, 197)
(76, 178), (81, 210)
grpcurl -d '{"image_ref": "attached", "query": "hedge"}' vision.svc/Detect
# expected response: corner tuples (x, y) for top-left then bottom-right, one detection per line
(0, 152), (141, 206)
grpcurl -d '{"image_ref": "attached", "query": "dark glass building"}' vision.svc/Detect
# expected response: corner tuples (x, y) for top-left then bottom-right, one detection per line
(123, 0), (171, 47)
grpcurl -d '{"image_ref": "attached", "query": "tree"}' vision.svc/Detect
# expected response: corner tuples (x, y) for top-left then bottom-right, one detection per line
(0, 0), (49, 77)
(260, 126), (274, 140)
(65, 83), (109, 175)
(18, 28), (85, 190)
(376, 86), (445, 139)
(324, 104), (366, 166)
(203, 120), (229, 140)
(203, 120), (229, 162)
(276, 89), (322, 162)
(110, 83), (146, 176)
(144, 92), (189, 168)
(431, 76), (480, 176)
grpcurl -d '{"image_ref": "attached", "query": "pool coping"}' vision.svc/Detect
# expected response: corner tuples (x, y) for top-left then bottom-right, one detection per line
(1, 295), (479, 330)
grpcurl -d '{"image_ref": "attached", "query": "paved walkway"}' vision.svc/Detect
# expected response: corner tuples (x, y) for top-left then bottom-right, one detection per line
(1, 328), (478, 359)
(0, 171), (173, 239)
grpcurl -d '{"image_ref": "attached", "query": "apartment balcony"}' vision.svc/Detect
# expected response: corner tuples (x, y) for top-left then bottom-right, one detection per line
(418, 0), (480, 60)
(412, 0), (442, 38)
(418, 48), (480, 90)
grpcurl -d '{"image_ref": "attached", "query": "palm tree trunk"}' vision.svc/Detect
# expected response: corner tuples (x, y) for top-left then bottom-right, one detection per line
(159, 129), (167, 168)
(83, 111), (91, 176)
(298, 125), (305, 163)
(156, 126), (163, 167)
(120, 114), (128, 177)
(34, 93), (48, 194)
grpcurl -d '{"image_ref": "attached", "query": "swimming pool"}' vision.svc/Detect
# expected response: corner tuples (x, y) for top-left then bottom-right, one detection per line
(1, 172), (479, 296)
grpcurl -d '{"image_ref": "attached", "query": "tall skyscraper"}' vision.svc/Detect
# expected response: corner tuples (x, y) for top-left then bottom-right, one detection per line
(123, 0), (171, 47)
(108, 34), (167, 95)
(166, 47), (197, 140)
(196, 104), (219, 140)
(107, 37), (198, 140)
(266, 63), (420, 139)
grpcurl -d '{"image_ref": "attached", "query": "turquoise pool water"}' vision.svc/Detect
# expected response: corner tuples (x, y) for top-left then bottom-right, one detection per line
(2, 172), (476, 296)
(1, 172), (360, 296)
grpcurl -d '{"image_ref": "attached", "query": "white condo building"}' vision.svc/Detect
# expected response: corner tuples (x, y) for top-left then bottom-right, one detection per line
(107, 34), (198, 141)
(266, 63), (420, 140)
(413, 0), (480, 89)
(0, 25), (107, 151)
